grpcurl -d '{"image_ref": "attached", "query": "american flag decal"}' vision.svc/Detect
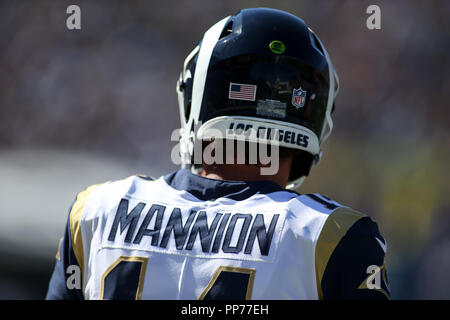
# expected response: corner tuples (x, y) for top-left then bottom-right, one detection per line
(228, 83), (257, 101)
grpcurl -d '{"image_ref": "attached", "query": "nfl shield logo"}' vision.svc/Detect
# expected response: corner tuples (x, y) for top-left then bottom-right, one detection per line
(292, 87), (307, 109)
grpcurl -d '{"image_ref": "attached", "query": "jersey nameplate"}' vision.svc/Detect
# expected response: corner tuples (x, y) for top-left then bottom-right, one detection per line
(103, 198), (284, 262)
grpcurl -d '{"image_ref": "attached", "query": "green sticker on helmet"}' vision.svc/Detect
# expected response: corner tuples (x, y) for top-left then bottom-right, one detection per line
(269, 40), (286, 54)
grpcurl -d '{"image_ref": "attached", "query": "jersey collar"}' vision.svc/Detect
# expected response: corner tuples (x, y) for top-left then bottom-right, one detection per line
(163, 169), (284, 201)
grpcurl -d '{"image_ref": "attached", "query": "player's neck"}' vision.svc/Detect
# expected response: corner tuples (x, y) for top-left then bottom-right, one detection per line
(200, 157), (292, 188)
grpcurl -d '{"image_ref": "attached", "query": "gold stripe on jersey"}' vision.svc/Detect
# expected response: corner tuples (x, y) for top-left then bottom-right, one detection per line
(55, 237), (63, 261)
(69, 184), (100, 276)
(315, 207), (366, 300)
(198, 266), (256, 300)
(100, 256), (149, 300)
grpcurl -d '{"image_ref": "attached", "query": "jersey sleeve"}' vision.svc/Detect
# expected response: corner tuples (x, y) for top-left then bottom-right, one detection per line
(45, 185), (99, 300)
(315, 207), (390, 300)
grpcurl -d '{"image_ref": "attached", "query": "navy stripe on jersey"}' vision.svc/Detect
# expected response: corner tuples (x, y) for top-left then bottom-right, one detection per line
(164, 169), (285, 201)
(305, 194), (339, 210)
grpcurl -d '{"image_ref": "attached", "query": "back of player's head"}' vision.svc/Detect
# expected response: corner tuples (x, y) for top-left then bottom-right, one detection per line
(176, 7), (339, 188)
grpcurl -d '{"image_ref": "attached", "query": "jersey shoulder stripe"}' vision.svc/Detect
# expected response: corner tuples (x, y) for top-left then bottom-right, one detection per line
(72, 175), (154, 268)
(304, 193), (389, 300)
(69, 184), (101, 273)
(314, 206), (366, 299)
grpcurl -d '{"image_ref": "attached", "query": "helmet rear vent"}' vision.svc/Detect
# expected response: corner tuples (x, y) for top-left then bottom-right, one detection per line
(219, 20), (233, 39)
(310, 32), (325, 55)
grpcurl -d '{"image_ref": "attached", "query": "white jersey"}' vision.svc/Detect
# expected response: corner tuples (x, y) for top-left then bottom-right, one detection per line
(46, 169), (390, 300)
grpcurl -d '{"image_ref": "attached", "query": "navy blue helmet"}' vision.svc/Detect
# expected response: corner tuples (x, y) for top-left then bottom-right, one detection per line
(176, 8), (339, 188)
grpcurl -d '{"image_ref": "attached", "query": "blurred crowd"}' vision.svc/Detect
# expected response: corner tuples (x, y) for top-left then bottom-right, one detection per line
(0, 0), (449, 299)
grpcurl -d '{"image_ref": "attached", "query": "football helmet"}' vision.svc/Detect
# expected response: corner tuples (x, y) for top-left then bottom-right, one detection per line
(176, 8), (339, 189)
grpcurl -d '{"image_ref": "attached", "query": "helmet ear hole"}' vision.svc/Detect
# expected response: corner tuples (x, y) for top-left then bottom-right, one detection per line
(183, 73), (194, 122)
(184, 102), (191, 122)
(309, 31), (325, 56)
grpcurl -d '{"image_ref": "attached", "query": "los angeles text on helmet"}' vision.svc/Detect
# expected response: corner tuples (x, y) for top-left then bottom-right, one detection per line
(172, 121), (310, 175)
(227, 122), (309, 148)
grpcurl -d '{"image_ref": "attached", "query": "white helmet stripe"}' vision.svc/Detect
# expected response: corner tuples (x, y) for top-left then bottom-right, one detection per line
(188, 16), (230, 131)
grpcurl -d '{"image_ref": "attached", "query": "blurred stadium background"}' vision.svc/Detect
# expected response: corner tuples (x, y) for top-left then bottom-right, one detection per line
(0, 0), (449, 299)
